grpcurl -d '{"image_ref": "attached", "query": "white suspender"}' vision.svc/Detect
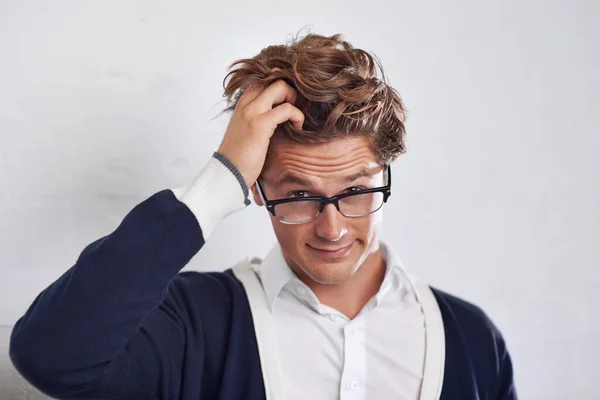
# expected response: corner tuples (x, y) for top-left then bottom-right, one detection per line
(412, 279), (446, 400)
(233, 259), (445, 400)
(232, 259), (286, 400)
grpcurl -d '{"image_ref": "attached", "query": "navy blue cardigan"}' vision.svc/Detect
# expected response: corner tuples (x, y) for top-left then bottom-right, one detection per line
(10, 190), (517, 399)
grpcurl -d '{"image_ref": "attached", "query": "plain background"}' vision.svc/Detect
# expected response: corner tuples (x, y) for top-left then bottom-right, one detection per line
(1, 1), (598, 399)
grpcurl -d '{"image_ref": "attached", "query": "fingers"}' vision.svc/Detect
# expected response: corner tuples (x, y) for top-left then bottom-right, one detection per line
(237, 71), (296, 112)
(249, 80), (298, 113)
(236, 78), (304, 134)
(236, 84), (262, 109)
(260, 102), (305, 132)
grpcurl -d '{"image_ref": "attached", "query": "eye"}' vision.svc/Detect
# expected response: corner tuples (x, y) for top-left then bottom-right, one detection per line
(346, 187), (362, 193)
(288, 191), (310, 198)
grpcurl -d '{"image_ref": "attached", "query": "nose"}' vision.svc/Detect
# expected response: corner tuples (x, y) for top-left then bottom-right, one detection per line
(314, 203), (347, 241)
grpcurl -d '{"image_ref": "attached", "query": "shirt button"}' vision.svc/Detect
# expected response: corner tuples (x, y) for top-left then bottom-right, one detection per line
(349, 380), (359, 390)
(328, 314), (336, 321)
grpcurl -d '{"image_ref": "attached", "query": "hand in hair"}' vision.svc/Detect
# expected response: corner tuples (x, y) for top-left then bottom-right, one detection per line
(217, 79), (305, 188)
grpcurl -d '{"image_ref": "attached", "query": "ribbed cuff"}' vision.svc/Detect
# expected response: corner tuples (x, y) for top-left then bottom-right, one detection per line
(171, 154), (250, 238)
(212, 152), (250, 202)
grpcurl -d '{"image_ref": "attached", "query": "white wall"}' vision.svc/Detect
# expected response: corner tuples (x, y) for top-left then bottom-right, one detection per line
(1, 1), (598, 399)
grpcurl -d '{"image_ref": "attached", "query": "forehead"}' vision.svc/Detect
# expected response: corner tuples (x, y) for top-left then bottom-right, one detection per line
(262, 136), (381, 184)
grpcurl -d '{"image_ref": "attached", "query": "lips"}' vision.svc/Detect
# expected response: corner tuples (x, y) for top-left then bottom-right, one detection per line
(310, 245), (351, 252)
(307, 241), (355, 259)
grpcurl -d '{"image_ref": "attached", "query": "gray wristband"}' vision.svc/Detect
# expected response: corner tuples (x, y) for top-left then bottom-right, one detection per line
(212, 152), (251, 206)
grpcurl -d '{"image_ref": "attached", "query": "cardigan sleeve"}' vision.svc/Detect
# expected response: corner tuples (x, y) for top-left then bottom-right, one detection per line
(9, 155), (249, 399)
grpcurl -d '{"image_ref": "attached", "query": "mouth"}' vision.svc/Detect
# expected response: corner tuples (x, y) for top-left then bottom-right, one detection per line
(306, 241), (355, 260)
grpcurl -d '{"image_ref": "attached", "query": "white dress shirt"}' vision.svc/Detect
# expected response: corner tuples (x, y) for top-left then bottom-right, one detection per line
(256, 242), (426, 400)
(174, 157), (443, 399)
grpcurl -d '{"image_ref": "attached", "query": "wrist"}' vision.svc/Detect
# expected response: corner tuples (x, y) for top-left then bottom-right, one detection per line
(171, 154), (250, 238)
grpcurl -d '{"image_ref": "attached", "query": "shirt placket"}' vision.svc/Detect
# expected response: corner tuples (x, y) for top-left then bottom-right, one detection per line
(339, 317), (367, 400)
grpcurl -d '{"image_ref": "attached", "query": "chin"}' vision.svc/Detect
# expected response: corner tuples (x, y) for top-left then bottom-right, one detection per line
(298, 245), (362, 284)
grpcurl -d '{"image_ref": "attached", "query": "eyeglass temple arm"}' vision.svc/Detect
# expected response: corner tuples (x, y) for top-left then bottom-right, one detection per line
(255, 180), (268, 205)
(388, 165), (392, 187)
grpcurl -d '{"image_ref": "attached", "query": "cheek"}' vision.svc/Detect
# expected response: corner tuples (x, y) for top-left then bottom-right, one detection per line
(355, 211), (383, 241)
(270, 218), (309, 251)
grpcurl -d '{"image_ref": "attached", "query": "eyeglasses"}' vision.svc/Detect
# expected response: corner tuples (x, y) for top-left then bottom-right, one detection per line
(255, 165), (392, 225)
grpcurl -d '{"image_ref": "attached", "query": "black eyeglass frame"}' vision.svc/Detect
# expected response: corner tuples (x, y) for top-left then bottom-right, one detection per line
(255, 165), (392, 224)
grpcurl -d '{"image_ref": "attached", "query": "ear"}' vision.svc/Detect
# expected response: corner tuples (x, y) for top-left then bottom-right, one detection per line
(251, 184), (264, 206)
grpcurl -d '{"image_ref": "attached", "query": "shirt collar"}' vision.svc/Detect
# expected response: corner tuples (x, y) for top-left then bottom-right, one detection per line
(258, 243), (296, 311)
(376, 241), (414, 305)
(257, 241), (414, 312)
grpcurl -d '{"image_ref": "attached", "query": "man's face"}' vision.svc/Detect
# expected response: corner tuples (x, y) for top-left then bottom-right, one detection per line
(251, 136), (386, 285)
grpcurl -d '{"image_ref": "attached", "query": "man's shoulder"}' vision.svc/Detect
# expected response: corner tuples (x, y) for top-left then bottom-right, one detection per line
(165, 268), (248, 310)
(429, 287), (504, 341)
(430, 288), (489, 320)
(429, 288), (516, 397)
(172, 268), (243, 292)
(429, 286), (509, 365)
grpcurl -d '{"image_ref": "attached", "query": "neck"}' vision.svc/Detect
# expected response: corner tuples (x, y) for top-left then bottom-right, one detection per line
(300, 248), (386, 319)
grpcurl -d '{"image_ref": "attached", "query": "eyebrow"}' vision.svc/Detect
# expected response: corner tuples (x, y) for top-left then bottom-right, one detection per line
(273, 167), (379, 187)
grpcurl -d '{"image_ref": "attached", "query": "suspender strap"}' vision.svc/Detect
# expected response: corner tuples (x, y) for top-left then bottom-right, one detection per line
(234, 259), (445, 400)
(413, 279), (446, 400)
(233, 259), (286, 400)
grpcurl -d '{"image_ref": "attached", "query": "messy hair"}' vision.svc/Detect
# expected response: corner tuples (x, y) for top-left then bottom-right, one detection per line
(222, 33), (407, 166)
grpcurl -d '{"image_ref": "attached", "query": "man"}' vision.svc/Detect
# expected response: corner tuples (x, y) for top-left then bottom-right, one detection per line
(10, 33), (516, 399)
